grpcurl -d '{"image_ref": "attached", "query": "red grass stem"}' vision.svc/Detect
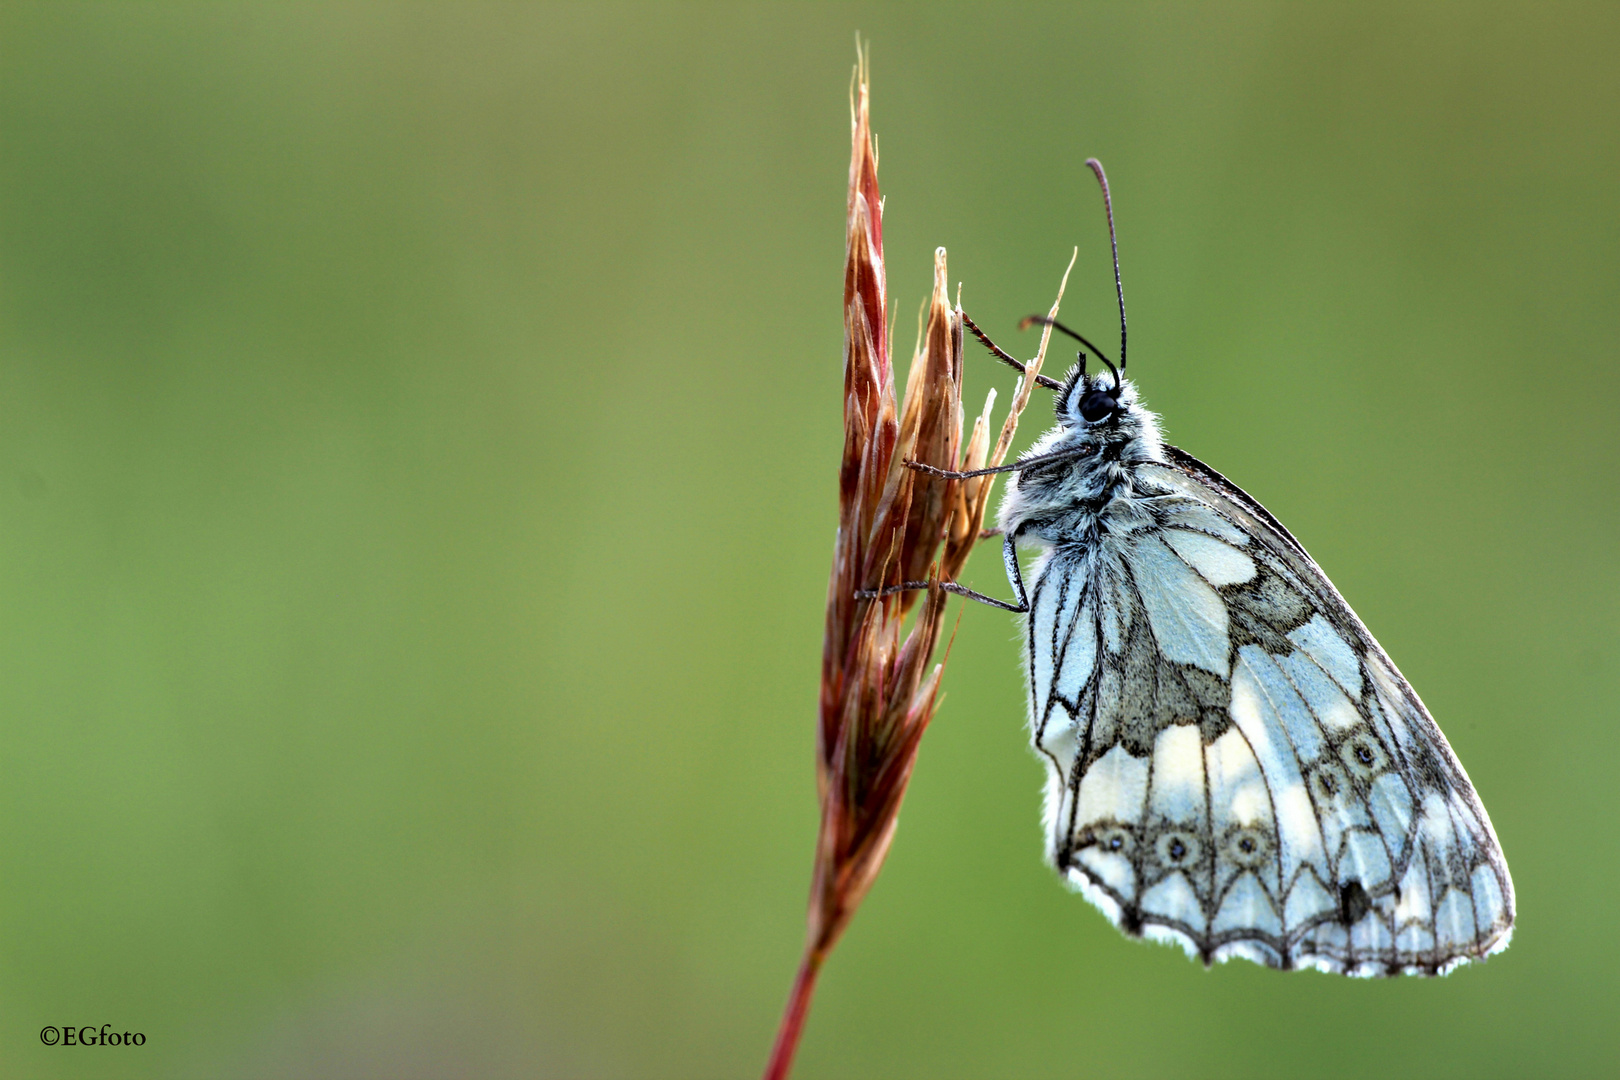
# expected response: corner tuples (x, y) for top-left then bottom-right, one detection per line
(761, 946), (824, 1080)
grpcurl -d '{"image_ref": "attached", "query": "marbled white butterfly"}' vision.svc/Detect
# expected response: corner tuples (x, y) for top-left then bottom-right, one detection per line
(909, 161), (1513, 976)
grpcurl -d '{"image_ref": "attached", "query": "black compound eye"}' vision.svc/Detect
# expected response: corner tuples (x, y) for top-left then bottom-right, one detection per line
(1078, 390), (1118, 423)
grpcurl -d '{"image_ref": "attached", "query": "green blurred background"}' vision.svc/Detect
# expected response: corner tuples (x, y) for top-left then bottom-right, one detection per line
(2, 3), (1616, 1077)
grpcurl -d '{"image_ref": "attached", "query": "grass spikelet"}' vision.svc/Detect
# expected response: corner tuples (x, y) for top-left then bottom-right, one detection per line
(762, 47), (1072, 1080)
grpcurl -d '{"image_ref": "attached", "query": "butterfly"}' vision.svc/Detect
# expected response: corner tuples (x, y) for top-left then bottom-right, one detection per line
(906, 160), (1513, 976)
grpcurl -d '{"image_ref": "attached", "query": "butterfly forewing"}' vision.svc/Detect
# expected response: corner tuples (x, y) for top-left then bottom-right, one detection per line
(1027, 447), (1513, 976)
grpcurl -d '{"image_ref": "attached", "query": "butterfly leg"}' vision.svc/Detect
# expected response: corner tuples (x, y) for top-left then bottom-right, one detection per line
(851, 530), (1031, 614)
(855, 579), (1017, 612)
(854, 579), (1026, 612)
(999, 528), (1031, 612)
(950, 578), (1025, 611)
(903, 445), (1093, 480)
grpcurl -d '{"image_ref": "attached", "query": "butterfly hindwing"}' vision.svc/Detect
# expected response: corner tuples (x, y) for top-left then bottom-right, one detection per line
(1029, 448), (1513, 975)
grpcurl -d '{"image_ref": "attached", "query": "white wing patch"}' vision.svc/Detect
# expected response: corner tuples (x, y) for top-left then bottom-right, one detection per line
(1029, 465), (1513, 976)
(1288, 615), (1362, 698)
(1206, 727), (1273, 835)
(1276, 648), (1361, 733)
(1075, 744), (1148, 828)
(1148, 724), (1205, 825)
(1143, 872), (1206, 933)
(1129, 534), (1228, 674)
(1163, 528), (1256, 586)
(1158, 501), (1250, 546)
(1214, 873), (1281, 938)
(1055, 599), (1097, 705)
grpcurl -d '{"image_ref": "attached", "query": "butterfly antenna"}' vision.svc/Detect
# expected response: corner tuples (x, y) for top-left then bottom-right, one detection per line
(1085, 158), (1127, 378)
(1095, 352), (1122, 392)
(1017, 314), (1117, 370)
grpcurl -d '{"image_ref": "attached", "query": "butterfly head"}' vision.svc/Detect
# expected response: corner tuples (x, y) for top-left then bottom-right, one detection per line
(1055, 366), (1135, 429)
(1039, 364), (1160, 467)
